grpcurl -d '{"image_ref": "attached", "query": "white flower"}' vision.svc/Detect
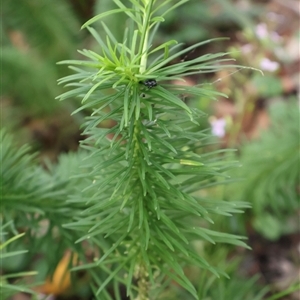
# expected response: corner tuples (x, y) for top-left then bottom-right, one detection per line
(260, 58), (279, 72)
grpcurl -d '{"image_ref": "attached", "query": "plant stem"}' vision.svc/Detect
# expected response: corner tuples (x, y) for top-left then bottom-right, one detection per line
(135, 2), (154, 298)
(132, 121), (151, 299)
(135, 263), (149, 300)
(139, 0), (154, 73)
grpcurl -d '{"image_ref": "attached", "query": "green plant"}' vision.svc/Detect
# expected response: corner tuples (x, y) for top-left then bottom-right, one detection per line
(54, 0), (253, 299)
(229, 99), (300, 240)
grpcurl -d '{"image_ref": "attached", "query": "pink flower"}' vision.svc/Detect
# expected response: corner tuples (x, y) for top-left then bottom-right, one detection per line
(210, 118), (226, 138)
(255, 23), (268, 39)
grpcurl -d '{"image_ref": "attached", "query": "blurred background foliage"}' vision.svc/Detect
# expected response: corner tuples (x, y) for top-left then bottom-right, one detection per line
(1, 0), (299, 299)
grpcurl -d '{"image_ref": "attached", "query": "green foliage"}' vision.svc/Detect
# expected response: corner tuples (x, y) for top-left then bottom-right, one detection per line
(1, 0), (296, 299)
(79, 0), (261, 47)
(56, 0), (250, 298)
(1, 2), (298, 300)
(1, 47), (60, 114)
(2, 0), (79, 59)
(251, 74), (283, 98)
(265, 282), (300, 300)
(1, 0), (80, 115)
(0, 226), (37, 299)
(0, 129), (88, 290)
(198, 273), (269, 300)
(151, 247), (270, 299)
(230, 99), (300, 240)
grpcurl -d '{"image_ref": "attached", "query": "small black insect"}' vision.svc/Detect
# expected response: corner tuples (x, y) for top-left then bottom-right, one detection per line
(140, 79), (157, 89)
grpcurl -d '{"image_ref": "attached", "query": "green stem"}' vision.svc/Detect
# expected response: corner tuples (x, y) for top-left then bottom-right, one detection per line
(139, 0), (154, 73)
(131, 103), (150, 300)
(133, 2), (155, 298)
